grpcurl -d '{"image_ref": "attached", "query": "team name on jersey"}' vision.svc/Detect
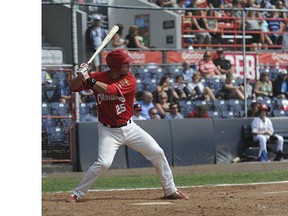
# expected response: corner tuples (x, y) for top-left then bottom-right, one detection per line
(97, 93), (126, 104)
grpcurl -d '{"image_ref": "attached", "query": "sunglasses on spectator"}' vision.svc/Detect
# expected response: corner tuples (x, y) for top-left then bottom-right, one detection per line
(151, 112), (158, 115)
(171, 106), (178, 109)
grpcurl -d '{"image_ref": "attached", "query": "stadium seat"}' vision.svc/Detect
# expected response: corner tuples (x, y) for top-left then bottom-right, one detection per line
(51, 102), (70, 116)
(47, 125), (67, 146)
(42, 118), (57, 127)
(221, 110), (235, 119)
(272, 110), (286, 117)
(228, 99), (244, 112)
(42, 102), (52, 116)
(208, 111), (221, 119)
(212, 99), (229, 112)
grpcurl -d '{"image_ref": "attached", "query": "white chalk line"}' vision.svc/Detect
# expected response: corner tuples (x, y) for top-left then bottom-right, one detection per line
(50, 180), (288, 194)
(264, 190), (288, 194)
(88, 180), (288, 192)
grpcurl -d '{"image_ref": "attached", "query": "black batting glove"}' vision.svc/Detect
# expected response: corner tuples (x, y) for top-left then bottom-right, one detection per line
(86, 77), (97, 88)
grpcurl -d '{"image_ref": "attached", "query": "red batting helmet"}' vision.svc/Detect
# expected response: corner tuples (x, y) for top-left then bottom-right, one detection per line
(106, 48), (134, 71)
(258, 104), (270, 112)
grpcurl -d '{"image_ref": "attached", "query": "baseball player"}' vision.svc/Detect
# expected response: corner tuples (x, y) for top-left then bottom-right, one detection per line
(66, 48), (188, 202)
(251, 104), (284, 162)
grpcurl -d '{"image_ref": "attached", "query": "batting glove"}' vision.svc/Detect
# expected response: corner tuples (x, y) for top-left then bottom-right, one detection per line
(77, 63), (90, 78)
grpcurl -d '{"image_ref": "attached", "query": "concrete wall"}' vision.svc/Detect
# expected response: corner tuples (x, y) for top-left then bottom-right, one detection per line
(107, 0), (182, 49)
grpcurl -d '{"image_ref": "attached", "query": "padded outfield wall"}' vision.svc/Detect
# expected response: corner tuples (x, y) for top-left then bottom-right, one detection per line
(73, 118), (288, 171)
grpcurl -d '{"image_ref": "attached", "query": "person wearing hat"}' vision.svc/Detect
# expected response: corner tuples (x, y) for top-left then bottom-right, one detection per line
(272, 69), (288, 99)
(251, 104), (284, 162)
(85, 14), (107, 71)
(213, 48), (234, 77)
(132, 103), (146, 120)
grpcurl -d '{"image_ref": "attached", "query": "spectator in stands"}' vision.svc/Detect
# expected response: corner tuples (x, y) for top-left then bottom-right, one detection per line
(244, 0), (260, 8)
(191, 9), (212, 49)
(42, 70), (52, 85)
(52, 76), (71, 103)
(251, 104), (285, 162)
(245, 10), (262, 51)
(80, 89), (95, 103)
(213, 48), (234, 77)
(132, 104), (147, 120)
(243, 73), (256, 99)
(259, 0), (273, 17)
(188, 104), (210, 118)
(221, 72), (245, 100)
(272, 69), (288, 99)
(112, 23), (128, 48)
(125, 25), (148, 49)
(137, 91), (155, 119)
(148, 107), (161, 120)
(173, 74), (187, 99)
(267, 6), (284, 46)
(165, 103), (184, 119)
(256, 12), (273, 49)
(185, 71), (216, 101)
(247, 101), (260, 117)
(204, 10), (222, 44)
(232, 0), (244, 29)
(155, 91), (171, 119)
(180, 61), (195, 82)
(156, 75), (180, 102)
(82, 105), (99, 122)
(85, 14), (107, 71)
(282, 21), (288, 50)
(254, 71), (273, 100)
(175, 0), (187, 15)
(276, 0), (287, 19)
(199, 51), (222, 78)
(156, 0), (177, 7)
(208, 0), (224, 10)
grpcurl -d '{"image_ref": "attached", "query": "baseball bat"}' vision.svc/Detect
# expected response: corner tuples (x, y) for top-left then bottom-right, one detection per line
(87, 25), (119, 64)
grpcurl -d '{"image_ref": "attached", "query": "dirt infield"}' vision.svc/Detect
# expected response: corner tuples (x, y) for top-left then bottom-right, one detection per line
(42, 162), (288, 216)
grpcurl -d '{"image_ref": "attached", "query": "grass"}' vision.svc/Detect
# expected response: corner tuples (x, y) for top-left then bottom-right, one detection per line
(42, 170), (288, 193)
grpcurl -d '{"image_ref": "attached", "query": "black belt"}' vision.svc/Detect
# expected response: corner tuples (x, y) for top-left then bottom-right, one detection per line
(102, 119), (132, 128)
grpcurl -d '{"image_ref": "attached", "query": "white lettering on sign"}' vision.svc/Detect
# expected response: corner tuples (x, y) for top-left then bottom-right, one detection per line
(181, 52), (203, 62)
(272, 52), (288, 61)
(225, 54), (256, 80)
(130, 52), (145, 61)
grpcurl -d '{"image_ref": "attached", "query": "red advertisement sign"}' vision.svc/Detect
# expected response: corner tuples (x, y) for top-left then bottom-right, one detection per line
(166, 51), (257, 80)
(102, 51), (162, 64)
(258, 52), (288, 66)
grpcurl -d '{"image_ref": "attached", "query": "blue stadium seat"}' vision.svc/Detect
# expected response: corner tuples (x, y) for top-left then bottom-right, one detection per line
(212, 99), (229, 111)
(272, 110), (286, 117)
(47, 125), (67, 146)
(208, 111), (221, 118)
(42, 118), (57, 127)
(79, 103), (90, 120)
(221, 110), (235, 119)
(42, 102), (52, 116)
(228, 99), (244, 112)
(51, 102), (70, 116)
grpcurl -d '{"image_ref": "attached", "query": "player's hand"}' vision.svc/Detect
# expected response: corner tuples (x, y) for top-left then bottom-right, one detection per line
(77, 62), (90, 75)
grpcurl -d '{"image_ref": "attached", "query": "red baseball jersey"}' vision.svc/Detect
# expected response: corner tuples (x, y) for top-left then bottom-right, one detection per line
(72, 71), (136, 126)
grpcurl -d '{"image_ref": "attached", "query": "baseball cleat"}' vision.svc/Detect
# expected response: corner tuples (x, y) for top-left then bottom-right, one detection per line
(163, 190), (189, 200)
(66, 194), (79, 203)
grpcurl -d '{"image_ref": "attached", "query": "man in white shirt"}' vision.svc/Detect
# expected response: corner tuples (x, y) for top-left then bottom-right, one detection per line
(132, 104), (147, 120)
(251, 104), (284, 162)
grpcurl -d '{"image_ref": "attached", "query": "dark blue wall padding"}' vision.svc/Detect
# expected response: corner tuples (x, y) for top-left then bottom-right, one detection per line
(126, 119), (173, 168)
(74, 118), (288, 171)
(76, 122), (127, 171)
(213, 118), (253, 164)
(170, 119), (215, 166)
